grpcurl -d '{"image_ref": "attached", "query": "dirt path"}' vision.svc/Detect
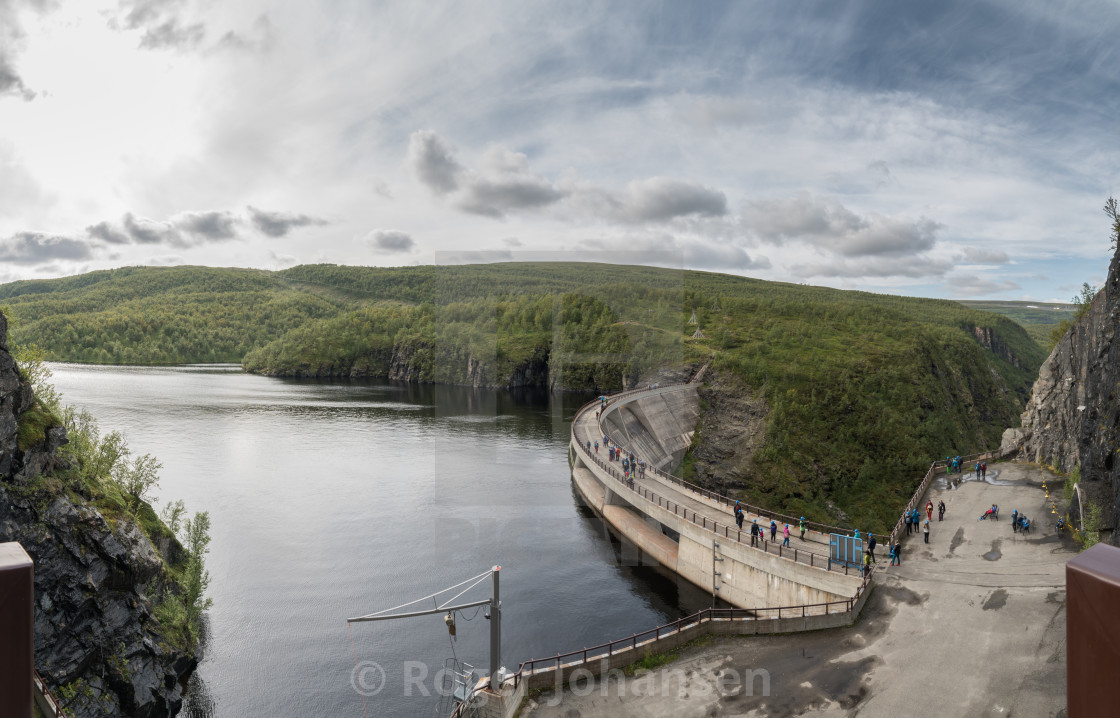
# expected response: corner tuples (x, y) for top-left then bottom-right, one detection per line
(523, 462), (1071, 718)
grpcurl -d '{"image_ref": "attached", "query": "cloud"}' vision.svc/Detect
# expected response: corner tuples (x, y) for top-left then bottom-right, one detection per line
(247, 206), (328, 237)
(86, 220), (131, 244)
(744, 193), (941, 257)
(86, 209), (240, 247)
(366, 229), (415, 253)
(0, 232), (93, 264)
(610, 177), (727, 224)
(960, 247), (1010, 264)
(172, 210), (238, 240)
(123, 212), (184, 245)
(138, 19), (205, 50)
(579, 232), (767, 271)
(115, 0), (205, 50)
(791, 255), (954, 279)
(456, 147), (568, 218)
(943, 273), (1021, 298)
(0, 0), (52, 100)
(409, 130), (464, 195)
(412, 131), (725, 224)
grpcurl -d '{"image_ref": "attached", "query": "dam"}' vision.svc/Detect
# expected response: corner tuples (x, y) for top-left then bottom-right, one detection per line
(569, 378), (867, 612)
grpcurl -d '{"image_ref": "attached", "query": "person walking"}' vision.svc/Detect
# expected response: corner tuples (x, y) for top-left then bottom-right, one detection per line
(937, 500), (946, 521)
(735, 506), (744, 530)
(1012, 509), (1019, 532)
(862, 550), (872, 578)
(799, 516), (807, 540)
(782, 524), (791, 547)
(750, 519), (760, 547)
(594, 441), (599, 453)
(926, 501), (933, 521)
(981, 461), (987, 479)
(905, 510), (912, 535)
(770, 520), (778, 542)
(923, 520), (930, 544)
(890, 543), (901, 565)
(868, 533), (877, 562)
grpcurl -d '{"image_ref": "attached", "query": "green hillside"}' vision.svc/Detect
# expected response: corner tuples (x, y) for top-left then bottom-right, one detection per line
(0, 262), (1047, 530)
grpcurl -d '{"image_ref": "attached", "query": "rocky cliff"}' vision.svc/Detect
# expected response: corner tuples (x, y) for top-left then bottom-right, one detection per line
(1005, 244), (1120, 545)
(0, 311), (195, 716)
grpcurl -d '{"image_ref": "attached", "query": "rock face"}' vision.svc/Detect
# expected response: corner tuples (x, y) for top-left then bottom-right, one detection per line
(0, 310), (195, 716)
(1009, 245), (1120, 545)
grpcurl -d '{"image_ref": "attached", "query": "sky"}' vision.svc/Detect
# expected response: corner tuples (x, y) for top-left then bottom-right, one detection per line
(1, 1), (1118, 302)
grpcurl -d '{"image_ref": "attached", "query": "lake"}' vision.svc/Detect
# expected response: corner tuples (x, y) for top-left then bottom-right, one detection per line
(47, 364), (712, 717)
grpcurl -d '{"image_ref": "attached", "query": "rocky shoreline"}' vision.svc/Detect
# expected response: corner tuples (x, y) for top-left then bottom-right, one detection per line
(0, 310), (197, 717)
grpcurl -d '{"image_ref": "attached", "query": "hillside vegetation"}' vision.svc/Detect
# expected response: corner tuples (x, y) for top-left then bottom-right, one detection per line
(0, 263), (1047, 529)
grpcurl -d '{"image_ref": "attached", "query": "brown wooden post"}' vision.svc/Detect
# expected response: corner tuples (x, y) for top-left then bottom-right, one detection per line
(0, 543), (33, 718)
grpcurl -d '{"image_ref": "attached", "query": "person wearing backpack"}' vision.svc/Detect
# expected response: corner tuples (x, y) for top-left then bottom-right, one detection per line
(750, 519), (761, 547)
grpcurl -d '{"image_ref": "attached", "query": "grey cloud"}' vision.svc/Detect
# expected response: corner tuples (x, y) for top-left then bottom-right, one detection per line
(409, 130), (464, 195)
(0, 232), (93, 264)
(457, 175), (567, 218)
(611, 177), (727, 223)
(139, 19), (205, 50)
(86, 221), (131, 244)
(0, 0), (50, 100)
(745, 194), (941, 257)
(367, 229), (415, 253)
(115, 0), (206, 51)
(123, 213), (184, 246)
(502, 237), (522, 247)
(247, 206), (328, 237)
(173, 210), (238, 240)
(960, 247), (1010, 264)
(412, 132), (726, 225)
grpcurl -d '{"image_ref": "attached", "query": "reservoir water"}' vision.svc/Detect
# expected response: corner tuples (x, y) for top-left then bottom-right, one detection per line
(47, 364), (712, 717)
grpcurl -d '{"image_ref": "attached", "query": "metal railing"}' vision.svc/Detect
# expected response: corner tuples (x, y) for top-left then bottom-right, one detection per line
(513, 570), (872, 684)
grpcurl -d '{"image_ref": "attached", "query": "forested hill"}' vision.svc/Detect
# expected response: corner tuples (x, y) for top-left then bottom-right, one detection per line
(0, 262), (1047, 529)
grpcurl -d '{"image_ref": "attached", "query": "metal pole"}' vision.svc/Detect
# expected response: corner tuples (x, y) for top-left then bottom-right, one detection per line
(490, 565), (501, 685)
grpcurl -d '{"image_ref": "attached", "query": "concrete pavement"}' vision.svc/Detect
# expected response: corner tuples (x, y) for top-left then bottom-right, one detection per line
(522, 462), (1072, 717)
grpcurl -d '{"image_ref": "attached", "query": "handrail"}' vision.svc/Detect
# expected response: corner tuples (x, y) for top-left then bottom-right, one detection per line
(34, 669), (66, 717)
(512, 565), (873, 682)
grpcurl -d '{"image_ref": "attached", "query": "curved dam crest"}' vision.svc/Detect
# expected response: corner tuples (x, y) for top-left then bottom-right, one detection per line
(571, 382), (865, 612)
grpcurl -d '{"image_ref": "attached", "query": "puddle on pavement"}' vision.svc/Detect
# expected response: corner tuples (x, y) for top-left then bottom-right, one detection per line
(982, 539), (1002, 561)
(982, 588), (1008, 610)
(949, 527), (965, 554)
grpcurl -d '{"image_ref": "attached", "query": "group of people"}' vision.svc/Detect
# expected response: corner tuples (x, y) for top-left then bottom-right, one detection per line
(595, 434), (647, 486)
(946, 455), (988, 478)
(739, 506), (797, 548)
(903, 506), (932, 543)
(1010, 509), (1031, 533)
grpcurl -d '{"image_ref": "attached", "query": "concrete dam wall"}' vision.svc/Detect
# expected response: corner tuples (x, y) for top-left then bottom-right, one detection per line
(571, 383), (864, 612)
(598, 385), (701, 471)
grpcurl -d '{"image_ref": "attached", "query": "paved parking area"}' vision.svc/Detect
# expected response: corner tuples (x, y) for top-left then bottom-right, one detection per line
(523, 462), (1072, 718)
